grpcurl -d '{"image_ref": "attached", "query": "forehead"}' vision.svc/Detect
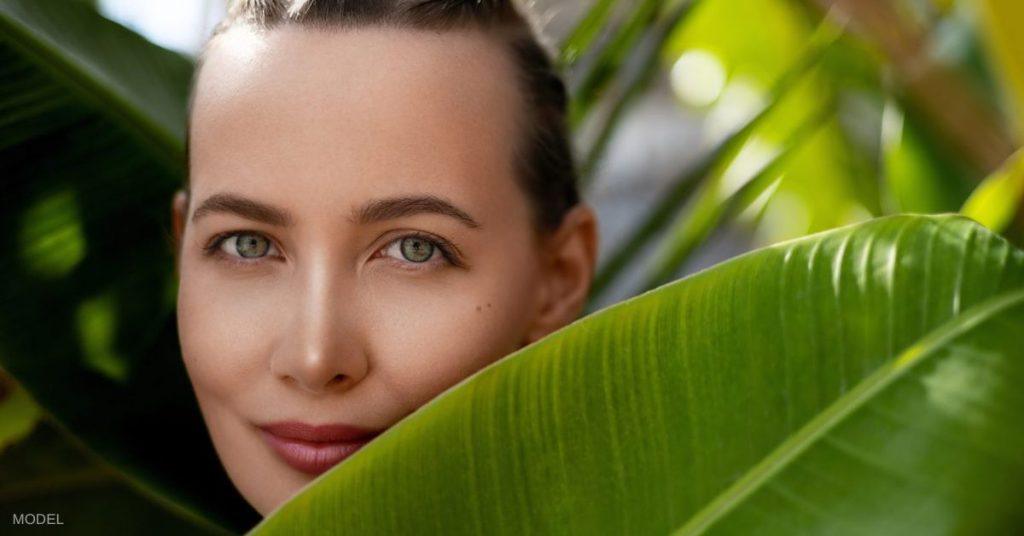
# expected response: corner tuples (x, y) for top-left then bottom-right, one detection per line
(188, 24), (525, 219)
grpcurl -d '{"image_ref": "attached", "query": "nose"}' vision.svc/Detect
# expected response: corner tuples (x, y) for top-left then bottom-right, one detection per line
(270, 251), (369, 395)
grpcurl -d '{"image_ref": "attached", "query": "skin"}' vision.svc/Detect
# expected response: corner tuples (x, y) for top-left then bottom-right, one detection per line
(171, 23), (598, 516)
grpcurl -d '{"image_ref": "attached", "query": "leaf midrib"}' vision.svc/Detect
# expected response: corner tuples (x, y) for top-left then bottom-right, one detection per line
(673, 287), (1024, 535)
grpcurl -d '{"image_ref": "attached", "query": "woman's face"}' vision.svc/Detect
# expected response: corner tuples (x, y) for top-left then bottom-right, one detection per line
(174, 25), (596, 516)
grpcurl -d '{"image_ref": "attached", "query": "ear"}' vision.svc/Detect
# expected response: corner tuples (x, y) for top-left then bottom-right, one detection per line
(522, 203), (600, 346)
(171, 189), (189, 270)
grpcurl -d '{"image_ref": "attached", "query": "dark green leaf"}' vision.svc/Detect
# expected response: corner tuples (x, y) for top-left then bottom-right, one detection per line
(0, 0), (259, 531)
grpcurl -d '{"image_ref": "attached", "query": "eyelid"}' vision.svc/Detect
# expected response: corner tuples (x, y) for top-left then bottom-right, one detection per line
(376, 231), (466, 269)
(203, 230), (283, 266)
(201, 229), (468, 269)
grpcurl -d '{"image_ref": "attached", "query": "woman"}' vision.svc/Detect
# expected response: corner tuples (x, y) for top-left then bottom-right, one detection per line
(171, 0), (598, 516)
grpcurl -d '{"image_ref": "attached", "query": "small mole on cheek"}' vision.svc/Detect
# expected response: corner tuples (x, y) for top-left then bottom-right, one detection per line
(476, 305), (482, 312)
(487, 303), (492, 308)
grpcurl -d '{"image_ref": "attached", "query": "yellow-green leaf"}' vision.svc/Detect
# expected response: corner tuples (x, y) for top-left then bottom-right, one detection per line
(961, 149), (1024, 233)
(978, 0), (1024, 138)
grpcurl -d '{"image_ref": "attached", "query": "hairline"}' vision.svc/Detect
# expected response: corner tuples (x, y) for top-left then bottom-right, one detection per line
(184, 13), (564, 236)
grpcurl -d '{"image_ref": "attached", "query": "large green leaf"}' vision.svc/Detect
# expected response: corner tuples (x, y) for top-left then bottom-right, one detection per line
(0, 0), (258, 531)
(253, 214), (1024, 534)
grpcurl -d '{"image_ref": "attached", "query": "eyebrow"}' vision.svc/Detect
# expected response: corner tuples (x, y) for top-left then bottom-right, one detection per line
(190, 192), (481, 229)
(191, 192), (293, 227)
(355, 195), (480, 228)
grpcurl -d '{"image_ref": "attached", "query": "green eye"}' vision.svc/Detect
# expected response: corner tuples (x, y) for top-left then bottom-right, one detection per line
(234, 233), (270, 258)
(400, 236), (435, 263)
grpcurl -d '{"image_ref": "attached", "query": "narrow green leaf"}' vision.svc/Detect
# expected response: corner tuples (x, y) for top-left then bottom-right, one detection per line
(558, 0), (619, 67)
(569, 0), (666, 128)
(589, 26), (839, 301)
(638, 100), (832, 291)
(578, 0), (700, 186)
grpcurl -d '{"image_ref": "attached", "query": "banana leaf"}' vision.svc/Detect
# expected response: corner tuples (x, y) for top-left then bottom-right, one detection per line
(254, 214), (1024, 534)
(0, 0), (258, 531)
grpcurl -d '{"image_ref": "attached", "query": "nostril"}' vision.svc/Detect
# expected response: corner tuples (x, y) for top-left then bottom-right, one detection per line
(327, 374), (345, 387)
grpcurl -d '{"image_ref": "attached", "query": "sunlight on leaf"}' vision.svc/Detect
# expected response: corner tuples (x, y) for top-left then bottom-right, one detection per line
(717, 135), (779, 199)
(17, 188), (86, 279)
(921, 345), (1000, 428)
(753, 190), (810, 243)
(0, 372), (41, 452)
(961, 149), (1024, 233)
(736, 175), (781, 223)
(703, 77), (765, 146)
(840, 203), (872, 226)
(76, 291), (128, 383)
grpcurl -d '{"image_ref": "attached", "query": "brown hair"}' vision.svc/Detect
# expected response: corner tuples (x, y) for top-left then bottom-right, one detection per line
(184, 0), (579, 233)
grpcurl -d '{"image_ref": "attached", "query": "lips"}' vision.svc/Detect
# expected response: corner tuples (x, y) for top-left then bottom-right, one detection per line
(258, 421), (383, 475)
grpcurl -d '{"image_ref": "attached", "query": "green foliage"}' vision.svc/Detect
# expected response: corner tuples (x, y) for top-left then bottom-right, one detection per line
(881, 101), (974, 214)
(0, 0), (258, 531)
(0, 373), (40, 450)
(962, 149), (1024, 234)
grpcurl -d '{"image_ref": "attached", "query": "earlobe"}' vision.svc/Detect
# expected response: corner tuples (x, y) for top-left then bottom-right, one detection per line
(522, 203), (600, 346)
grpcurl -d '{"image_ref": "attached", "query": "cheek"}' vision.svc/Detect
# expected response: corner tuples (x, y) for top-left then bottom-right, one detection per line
(192, 395), (305, 516)
(176, 262), (307, 515)
(176, 260), (285, 401)
(364, 257), (540, 410)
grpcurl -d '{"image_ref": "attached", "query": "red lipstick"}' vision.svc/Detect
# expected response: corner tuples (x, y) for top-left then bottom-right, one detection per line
(258, 421), (383, 475)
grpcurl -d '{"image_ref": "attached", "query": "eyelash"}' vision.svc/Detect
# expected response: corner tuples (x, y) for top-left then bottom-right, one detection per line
(201, 231), (280, 268)
(373, 231), (464, 269)
(201, 230), (464, 270)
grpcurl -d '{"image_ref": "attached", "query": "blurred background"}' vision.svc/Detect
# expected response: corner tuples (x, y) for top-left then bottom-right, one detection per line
(1, 0), (1022, 532)
(89, 0), (1024, 309)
